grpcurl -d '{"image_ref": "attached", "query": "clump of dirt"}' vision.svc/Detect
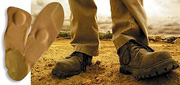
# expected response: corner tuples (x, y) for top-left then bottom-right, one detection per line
(31, 38), (180, 85)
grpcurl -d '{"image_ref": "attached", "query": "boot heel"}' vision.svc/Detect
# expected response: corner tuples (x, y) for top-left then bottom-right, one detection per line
(120, 66), (132, 75)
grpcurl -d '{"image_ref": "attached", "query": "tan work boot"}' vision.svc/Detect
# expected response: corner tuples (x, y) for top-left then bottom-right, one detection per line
(118, 40), (179, 79)
(52, 52), (92, 78)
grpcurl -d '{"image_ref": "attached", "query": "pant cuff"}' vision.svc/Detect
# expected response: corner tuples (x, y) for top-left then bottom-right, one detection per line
(74, 45), (99, 56)
(113, 34), (136, 51)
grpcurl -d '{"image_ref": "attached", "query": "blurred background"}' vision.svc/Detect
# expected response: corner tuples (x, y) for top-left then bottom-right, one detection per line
(31, 0), (180, 37)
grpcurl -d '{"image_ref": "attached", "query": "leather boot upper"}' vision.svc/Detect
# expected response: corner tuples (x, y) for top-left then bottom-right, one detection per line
(53, 52), (92, 73)
(118, 40), (172, 69)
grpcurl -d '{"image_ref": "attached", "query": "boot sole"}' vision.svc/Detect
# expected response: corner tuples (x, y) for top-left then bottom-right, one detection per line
(120, 58), (179, 79)
(52, 63), (92, 78)
(52, 69), (81, 78)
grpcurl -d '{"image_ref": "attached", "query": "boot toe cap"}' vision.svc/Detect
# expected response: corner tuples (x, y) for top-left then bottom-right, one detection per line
(140, 51), (172, 68)
(152, 51), (172, 60)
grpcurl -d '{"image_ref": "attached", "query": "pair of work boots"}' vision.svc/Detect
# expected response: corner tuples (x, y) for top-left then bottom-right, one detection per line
(52, 40), (179, 79)
(4, 2), (64, 81)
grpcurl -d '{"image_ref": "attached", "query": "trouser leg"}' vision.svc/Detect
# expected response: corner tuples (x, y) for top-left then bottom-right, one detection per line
(68, 0), (99, 56)
(110, 0), (148, 50)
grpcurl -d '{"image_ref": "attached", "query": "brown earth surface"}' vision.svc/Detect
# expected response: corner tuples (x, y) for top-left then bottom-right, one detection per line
(31, 38), (180, 85)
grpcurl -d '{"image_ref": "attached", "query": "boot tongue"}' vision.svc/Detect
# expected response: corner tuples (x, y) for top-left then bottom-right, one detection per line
(130, 41), (154, 58)
(66, 52), (84, 62)
(130, 44), (140, 56)
(67, 52), (91, 72)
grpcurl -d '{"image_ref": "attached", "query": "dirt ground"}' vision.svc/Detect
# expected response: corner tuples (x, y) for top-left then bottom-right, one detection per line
(31, 38), (180, 85)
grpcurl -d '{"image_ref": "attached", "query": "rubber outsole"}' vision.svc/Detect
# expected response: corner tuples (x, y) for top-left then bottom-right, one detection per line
(52, 69), (81, 78)
(120, 58), (179, 79)
(52, 63), (92, 78)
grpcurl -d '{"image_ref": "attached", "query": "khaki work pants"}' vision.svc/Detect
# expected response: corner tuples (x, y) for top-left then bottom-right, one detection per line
(68, 0), (149, 56)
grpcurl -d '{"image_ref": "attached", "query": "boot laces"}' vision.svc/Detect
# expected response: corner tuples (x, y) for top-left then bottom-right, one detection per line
(128, 43), (143, 58)
(119, 40), (154, 65)
(68, 52), (91, 72)
(127, 40), (154, 57)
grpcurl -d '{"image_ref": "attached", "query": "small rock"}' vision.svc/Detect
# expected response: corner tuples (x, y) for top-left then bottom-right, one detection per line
(66, 77), (69, 80)
(81, 82), (86, 85)
(154, 36), (162, 42)
(48, 63), (53, 67)
(95, 60), (101, 65)
(38, 77), (44, 81)
(107, 71), (113, 77)
(35, 69), (40, 72)
(96, 77), (103, 84)
(173, 38), (180, 44)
